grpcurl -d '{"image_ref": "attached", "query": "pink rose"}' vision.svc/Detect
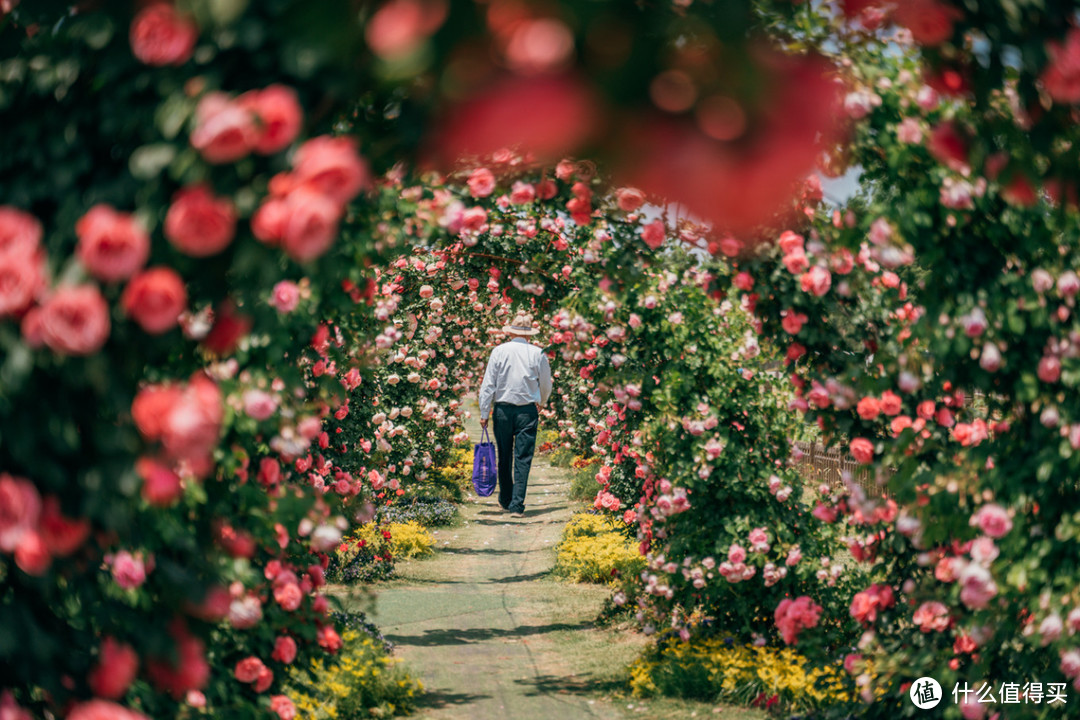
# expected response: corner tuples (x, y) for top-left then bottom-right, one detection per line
(616, 187), (646, 212)
(774, 596), (822, 645)
(971, 503), (1012, 538)
(238, 85), (303, 155)
(278, 189), (344, 263)
(161, 375), (223, 464)
(1038, 354), (1062, 383)
(364, 0), (446, 60)
(509, 181), (536, 204)
(467, 168), (496, 198)
(271, 280), (301, 313)
(0, 252), (42, 318)
(0, 474), (41, 554)
(783, 248), (809, 274)
(317, 625), (343, 653)
(896, 116), (923, 144)
(856, 396), (880, 420)
(234, 656), (267, 684)
(122, 267), (187, 334)
(849, 437), (874, 464)
(733, 271), (754, 291)
(136, 457), (183, 507)
(39, 285), (111, 355)
(228, 594), (263, 629)
(243, 389), (278, 421)
(778, 230), (804, 254)
(728, 543), (747, 564)
(271, 695), (297, 720)
(76, 205), (150, 282)
(164, 185), (237, 257)
(717, 237), (743, 257)
(879, 390), (902, 416)
(0, 206), (42, 257)
(292, 135), (371, 206)
(110, 550), (148, 590)
(88, 637), (139, 700)
(781, 310), (807, 335)
(641, 220), (665, 250)
(273, 582), (303, 611)
(800, 265), (832, 296)
(912, 600), (950, 632)
(191, 92), (258, 164)
(958, 563), (998, 609)
(130, 3), (197, 67)
(68, 700), (149, 720)
(272, 635), (298, 664)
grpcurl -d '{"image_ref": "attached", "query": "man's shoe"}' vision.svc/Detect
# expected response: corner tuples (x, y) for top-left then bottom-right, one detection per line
(510, 511), (525, 518)
(499, 504), (510, 512)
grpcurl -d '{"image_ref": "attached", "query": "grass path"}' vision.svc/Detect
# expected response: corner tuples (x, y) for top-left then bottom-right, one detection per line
(341, 413), (766, 720)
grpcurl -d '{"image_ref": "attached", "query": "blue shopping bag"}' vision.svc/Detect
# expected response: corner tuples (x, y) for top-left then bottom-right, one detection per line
(472, 427), (497, 496)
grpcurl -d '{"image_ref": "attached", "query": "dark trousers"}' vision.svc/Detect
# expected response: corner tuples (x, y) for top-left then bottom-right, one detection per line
(493, 402), (538, 513)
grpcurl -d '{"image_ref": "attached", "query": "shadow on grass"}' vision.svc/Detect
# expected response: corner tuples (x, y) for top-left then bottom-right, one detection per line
(488, 570), (550, 584)
(439, 546), (526, 555)
(386, 621), (592, 647)
(415, 688), (493, 710)
(515, 672), (626, 697)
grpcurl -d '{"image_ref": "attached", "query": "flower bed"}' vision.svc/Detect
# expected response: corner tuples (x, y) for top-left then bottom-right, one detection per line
(554, 513), (645, 585)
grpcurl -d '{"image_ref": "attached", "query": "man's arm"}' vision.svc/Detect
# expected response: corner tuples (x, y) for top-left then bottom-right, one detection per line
(478, 349), (499, 426)
(538, 351), (553, 406)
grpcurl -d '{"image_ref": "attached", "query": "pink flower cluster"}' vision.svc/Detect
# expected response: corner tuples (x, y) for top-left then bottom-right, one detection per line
(191, 85), (303, 164)
(0, 474), (90, 576)
(252, 136), (370, 262)
(774, 595), (823, 645)
(132, 373), (224, 482)
(849, 583), (895, 625)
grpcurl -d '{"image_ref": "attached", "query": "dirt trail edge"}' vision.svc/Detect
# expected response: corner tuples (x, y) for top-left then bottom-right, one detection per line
(364, 416), (625, 720)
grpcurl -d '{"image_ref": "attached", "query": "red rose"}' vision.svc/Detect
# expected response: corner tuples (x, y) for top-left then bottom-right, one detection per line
(190, 93), (257, 164)
(0, 205), (42, 257)
(0, 252), (43, 318)
(292, 136), (371, 206)
(201, 302), (252, 355)
(893, 0), (961, 47)
(88, 637), (139, 700)
(39, 285), (111, 355)
(850, 437), (874, 464)
(1042, 28), (1080, 104)
(856, 396), (881, 420)
(132, 383), (183, 441)
(161, 375), (223, 463)
(130, 3), (198, 67)
(279, 189), (344, 263)
(145, 621), (209, 699)
(238, 85), (304, 155)
(38, 496), (90, 556)
(164, 185), (236, 257)
(317, 625), (342, 653)
(136, 457), (183, 507)
(122, 267), (187, 334)
(76, 205), (150, 282)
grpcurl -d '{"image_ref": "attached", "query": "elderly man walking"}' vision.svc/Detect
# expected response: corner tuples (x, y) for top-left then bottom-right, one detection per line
(479, 310), (553, 518)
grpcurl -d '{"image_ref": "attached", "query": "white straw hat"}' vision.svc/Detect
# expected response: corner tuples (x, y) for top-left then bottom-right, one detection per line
(500, 310), (540, 336)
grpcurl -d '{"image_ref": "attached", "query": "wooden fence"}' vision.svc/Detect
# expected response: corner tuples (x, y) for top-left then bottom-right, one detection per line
(792, 441), (889, 497)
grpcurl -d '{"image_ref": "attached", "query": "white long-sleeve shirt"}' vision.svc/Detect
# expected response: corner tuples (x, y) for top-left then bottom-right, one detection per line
(478, 338), (553, 420)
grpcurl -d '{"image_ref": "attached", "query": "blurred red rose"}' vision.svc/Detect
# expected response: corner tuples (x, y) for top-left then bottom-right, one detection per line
(39, 285), (111, 355)
(130, 3), (197, 67)
(88, 637), (139, 700)
(238, 85), (304, 155)
(76, 205), (150, 283)
(191, 93), (257, 164)
(123, 267), (187, 334)
(165, 185), (236, 257)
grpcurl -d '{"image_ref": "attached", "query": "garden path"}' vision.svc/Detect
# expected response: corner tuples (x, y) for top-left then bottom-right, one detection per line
(363, 414), (625, 720)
